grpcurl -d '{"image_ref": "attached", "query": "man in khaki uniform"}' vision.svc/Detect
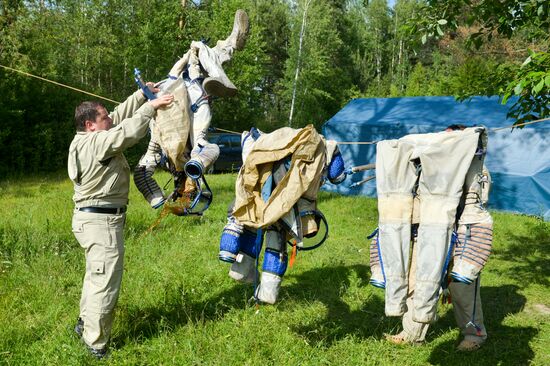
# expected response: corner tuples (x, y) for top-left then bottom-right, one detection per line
(68, 87), (173, 358)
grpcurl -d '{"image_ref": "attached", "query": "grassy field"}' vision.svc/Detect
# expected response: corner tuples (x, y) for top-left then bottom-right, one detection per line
(0, 172), (549, 365)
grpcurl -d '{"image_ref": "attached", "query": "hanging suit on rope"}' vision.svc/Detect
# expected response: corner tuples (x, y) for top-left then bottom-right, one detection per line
(218, 125), (346, 304)
(133, 10), (249, 212)
(372, 126), (492, 350)
(384, 160), (492, 350)
(375, 127), (486, 322)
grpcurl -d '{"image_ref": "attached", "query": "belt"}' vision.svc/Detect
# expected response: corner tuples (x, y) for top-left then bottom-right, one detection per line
(78, 206), (127, 214)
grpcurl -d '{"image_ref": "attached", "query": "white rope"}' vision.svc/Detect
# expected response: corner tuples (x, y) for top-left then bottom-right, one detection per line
(3, 64), (549, 141)
(0, 64), (121, 104)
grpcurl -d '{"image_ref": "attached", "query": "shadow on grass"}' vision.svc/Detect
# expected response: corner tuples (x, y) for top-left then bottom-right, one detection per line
(124, 209), (222, 240)
(282, 264), (400, 344)
(111, 281), (253, 347)
(428, 284), (536, 366)
(492, 220), (550, 287)
(283, 267), (537, 366)
(111, 265), (537, 366)
(111, 264), (392, 348)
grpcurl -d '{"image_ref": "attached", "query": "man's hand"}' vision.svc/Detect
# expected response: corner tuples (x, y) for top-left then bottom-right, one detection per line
(145, 81), (161, 95)
(148, 94), (174, 109)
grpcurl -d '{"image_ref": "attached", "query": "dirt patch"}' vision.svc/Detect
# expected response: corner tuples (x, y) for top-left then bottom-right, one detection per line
(532, 303), (550, 315)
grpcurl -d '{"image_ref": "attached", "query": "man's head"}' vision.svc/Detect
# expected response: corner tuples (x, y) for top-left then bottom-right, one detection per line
(75, 101), (113, 132)
(445, 124), (467, 132)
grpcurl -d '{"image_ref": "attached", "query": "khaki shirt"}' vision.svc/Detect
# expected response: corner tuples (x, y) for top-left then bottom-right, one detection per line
(68, 90), (156, 208)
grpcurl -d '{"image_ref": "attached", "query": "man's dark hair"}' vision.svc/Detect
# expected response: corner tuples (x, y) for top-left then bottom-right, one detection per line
(75, 101), (104, 131)
(445, 124), (467, 131)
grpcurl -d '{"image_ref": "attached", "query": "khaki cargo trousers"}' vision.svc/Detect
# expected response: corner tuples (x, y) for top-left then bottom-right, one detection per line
(72, 209), (125, 350)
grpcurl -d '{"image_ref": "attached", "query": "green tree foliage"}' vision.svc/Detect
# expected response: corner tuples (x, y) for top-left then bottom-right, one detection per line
(345, 0), (422, 98)
(0, 1), (81, 177)
(250, 0), (291, 129)
(1, 0), (548, 176)
(502, 51), (550, 124)
(410, 0), (550, 125)
(281, 0), (352, 128)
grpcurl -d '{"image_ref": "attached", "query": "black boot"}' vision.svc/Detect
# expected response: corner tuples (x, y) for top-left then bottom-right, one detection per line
(74, 317), (84, 338)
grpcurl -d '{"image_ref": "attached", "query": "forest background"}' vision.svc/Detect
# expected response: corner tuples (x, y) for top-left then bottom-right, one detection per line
(0, 0), (548, 177)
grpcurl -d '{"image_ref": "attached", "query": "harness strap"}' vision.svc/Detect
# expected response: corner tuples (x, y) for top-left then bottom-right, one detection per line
(253, 173), (274, 304)
(440, 230), (457, 304)
(377, 233), (387, 285)
(289, 240), (297, 267)
(465, 276), (483, 336)
(367, 227), (379, 239)
(441, 230), (458, 286)
(253, 228), (263, 304)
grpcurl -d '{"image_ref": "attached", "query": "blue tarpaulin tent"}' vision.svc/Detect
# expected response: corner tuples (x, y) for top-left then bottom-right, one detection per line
(322, 96), (550, 220)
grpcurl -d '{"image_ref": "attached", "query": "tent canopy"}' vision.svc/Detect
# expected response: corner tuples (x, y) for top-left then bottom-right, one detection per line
(322, 96), (550, 220)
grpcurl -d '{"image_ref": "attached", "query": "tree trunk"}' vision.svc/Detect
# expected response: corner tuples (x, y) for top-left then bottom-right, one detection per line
(390, 11), (398, 84)
(399, 38), (404, 91)
(376, 30), (381, 87)
(289, 0), (312, 127)
(179, 0), (186, 30)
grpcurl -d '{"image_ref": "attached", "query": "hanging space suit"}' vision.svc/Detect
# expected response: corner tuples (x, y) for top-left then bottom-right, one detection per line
(218, 125), (346, 304)
(375, 127), (486, 323)
(133, 10), (249, 212)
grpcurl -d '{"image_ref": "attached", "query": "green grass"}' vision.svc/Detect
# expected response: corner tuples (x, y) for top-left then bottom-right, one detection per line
(0, 173), (549, 365)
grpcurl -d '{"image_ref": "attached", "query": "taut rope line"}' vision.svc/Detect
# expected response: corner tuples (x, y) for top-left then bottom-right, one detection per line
(2, 64), (549, 142)
(212, 127), (241, 135)
(490, 117), (550, 131)
(0, 64), (121, 104)
(213, 117), (550, 145)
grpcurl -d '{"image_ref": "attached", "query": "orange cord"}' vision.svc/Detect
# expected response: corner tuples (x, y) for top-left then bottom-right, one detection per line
(289, 240), (297, 267)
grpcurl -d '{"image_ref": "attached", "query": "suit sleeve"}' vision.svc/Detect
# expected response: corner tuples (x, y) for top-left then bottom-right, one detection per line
(93, 103), (156, 161)
(109, 90), (147, 126)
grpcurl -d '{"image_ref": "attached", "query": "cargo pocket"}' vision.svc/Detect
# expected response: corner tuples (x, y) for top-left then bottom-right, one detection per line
(107, 216), (125, 249)
(72, 213), (84, 235)
(75, 223), (113, 250)
(90, 260), (106, 287)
